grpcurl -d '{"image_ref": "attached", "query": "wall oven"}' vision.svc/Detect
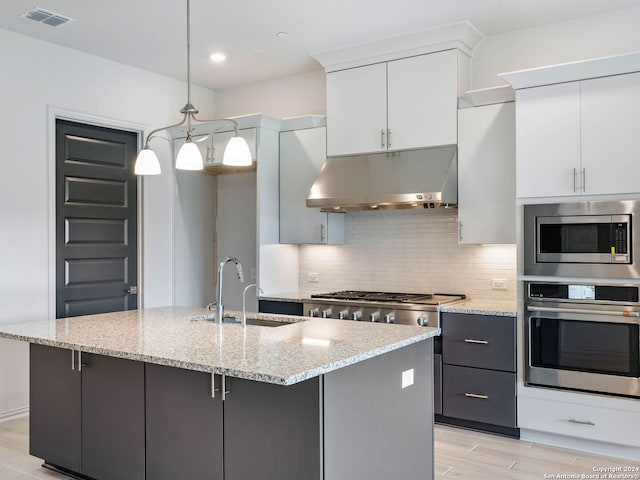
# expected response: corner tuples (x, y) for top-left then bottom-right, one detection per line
(523, 200), (640, 278)
(525, 281), (640, 398)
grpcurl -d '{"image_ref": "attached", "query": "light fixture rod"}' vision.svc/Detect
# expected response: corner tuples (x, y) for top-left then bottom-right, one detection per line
(186, 0), (192, 109)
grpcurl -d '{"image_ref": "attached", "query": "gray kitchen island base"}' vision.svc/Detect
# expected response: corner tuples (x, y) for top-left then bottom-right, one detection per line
(29, 340), (434, 480)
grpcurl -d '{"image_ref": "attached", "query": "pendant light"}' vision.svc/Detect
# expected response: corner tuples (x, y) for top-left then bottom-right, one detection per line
(134, 0), (252, 175)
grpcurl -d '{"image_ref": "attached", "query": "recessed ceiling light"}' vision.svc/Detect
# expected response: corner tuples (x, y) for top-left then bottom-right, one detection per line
(209, 52), (226, 62)
(276, 31), (289, 38)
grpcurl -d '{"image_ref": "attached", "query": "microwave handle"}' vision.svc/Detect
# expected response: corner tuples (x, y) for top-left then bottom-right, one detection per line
(527, 305), (639, 318)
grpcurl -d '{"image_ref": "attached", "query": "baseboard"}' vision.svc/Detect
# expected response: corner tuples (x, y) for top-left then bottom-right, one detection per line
(0, 406), (29, 423)
(521, 428), (640, 462)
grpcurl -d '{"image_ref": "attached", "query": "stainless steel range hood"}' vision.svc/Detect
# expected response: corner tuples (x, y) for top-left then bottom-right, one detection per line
(306, 146), (457, 212)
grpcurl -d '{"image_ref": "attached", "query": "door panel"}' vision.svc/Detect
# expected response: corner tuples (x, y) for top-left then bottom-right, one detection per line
(56, 119), (138, 318)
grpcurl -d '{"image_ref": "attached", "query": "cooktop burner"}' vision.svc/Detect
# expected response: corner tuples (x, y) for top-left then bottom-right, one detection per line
(310, 290), (463, 304)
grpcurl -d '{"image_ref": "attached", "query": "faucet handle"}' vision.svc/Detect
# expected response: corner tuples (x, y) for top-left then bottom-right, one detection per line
(236, 263), (244, 283)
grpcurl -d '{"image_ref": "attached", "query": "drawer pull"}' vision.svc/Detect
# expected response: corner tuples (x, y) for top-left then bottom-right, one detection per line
(464, 393), (489, 399)
(464, 338), (489, 345)
(568, 418), (596, 426)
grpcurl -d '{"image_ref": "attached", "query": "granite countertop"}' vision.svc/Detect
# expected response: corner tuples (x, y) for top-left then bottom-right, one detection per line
(440, 299), (517, 317)
(0, 306), (438, 386)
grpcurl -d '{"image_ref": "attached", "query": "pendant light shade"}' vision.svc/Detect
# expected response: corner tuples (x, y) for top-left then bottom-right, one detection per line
(223, 136), (253, 166)
(134, 148), (162, 175)
(133, 0), (248, 176)
(175, 139), (204, 170)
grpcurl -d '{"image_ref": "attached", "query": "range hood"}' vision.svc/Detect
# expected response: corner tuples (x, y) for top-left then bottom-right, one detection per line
(306, 146), (457, 212)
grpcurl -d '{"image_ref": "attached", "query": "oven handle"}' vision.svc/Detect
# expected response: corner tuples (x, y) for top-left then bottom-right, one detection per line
(527, 305), (640, 318)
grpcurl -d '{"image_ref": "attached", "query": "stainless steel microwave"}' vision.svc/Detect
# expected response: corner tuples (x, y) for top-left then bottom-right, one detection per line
(524, 201), (640, 278)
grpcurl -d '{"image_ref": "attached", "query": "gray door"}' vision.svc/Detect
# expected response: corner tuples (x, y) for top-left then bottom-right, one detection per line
(56, 119), (138, 318)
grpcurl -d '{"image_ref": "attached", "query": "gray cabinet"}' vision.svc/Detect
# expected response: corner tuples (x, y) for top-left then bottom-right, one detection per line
(30, 344), (81, 473)
(145, 364), (223, 480)
(279, 126), (345, 244)
(224, 377), (321, 480)
(30, 344), (145, 480)
(440, 313), (517, 431)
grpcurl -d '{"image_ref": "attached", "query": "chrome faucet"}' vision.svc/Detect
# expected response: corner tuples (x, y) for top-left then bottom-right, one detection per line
(215, 257), (244, 323)
(242, 283), (264, 327)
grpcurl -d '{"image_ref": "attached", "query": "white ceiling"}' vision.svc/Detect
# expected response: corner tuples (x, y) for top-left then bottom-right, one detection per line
(1, 0), (639, 90)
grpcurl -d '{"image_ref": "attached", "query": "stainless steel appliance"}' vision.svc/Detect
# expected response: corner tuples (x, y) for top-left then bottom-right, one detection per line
(303, 290), (465, 327)
(523, 200), (640, 278)
(524, 281), (640, 398)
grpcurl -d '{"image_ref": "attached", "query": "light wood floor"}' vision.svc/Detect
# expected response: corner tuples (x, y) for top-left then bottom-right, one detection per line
(0, 416), (635, 479)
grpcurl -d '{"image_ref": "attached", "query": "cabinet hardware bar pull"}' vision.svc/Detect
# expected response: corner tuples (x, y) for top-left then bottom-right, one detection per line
(464, 338), (489, 345)
(387, 129), (391, 148)
(78, 351), (83, 372)
(582, 168), (586, 193)
(568, 418), (595, 426)
(458, 221), (463, 242)
(211, 373), (218, 398)
(320, 223), (325, 242)
(464, 393), (489, 399)
(222, 374), (230, 401)
(380, 129), (385, 148)
(573, 168), (577, 193)
(71, 350), (75, 371)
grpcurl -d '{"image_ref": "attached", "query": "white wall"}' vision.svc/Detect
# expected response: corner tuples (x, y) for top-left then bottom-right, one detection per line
(0, 27), (216, 417)
(472, 6), (640, 89)
(215, 70), (327, 118)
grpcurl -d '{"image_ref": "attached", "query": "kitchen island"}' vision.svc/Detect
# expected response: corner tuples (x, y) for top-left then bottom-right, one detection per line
(0, 306), (438, 480)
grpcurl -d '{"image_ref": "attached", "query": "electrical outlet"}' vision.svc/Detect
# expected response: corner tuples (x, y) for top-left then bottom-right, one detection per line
(402, 369), (414, 389)
(491, 278), (507, 291)
(308, 272), (320, 283)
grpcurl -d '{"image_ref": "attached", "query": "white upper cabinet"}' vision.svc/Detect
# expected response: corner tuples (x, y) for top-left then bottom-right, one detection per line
(500, 52), (640, 199)
(280, 126), (345, 244)
(458, 100), (516, 244)
(387, 50), (458, 151)
(326, 63), (387, 156)
(327, 49), (462, 157)
(515, 82), (581, 198)
(581, 72), (640, 195)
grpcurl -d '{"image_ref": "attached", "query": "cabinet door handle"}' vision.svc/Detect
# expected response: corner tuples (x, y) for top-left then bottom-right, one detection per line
(320, 223), (325, 242)
(380, 129), (385, 148)
(78, 351), (87, 372)
(71, 349), (75, 371)
(464, 393), (489, 399)
(387, 129), (392, 148)
(568, 418), (595, 426)
(573, 168), (578, 193)
(464, 338), (489, 345)
(582, 168), (586, 193)
(458, 222), (463, 242)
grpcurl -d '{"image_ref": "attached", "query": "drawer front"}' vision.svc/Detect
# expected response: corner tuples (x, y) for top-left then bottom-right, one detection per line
(442, 313), (515, 371)
(519, 395), (640, 447)
(434, 354), (442, 415)
(443, 365), (516, 427)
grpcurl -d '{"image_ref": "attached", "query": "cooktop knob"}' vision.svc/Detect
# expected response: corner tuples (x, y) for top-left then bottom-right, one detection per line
(369, 311), (380, 322)
(338, 310), (349, 320)
(308, 308), (319, 317)
(352, 310), (363, 321)
(321, 308), (332, 318)
(417, 316), (429, 327)
(384, 313), (395, 324)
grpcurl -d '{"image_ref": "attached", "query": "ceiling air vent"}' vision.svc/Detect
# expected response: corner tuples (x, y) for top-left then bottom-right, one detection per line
(23, 8), (73, 27)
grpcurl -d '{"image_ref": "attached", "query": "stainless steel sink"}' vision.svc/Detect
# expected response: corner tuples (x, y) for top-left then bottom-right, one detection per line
(224, 317), (290, 327)
(188, 314), (292, 327)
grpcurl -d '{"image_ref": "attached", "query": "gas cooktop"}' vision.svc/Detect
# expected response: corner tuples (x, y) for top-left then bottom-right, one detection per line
(310, 290), (465, 305)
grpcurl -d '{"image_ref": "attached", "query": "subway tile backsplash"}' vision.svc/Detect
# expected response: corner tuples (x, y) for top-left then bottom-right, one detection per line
(299, 209), (516, 300)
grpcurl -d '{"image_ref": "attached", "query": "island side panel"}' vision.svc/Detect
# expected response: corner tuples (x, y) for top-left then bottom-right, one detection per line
(323, 339), (434, 480)
(29, 344), (82, 473)
(223, 376), (322, 480)
(145, 364), (224, 480)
